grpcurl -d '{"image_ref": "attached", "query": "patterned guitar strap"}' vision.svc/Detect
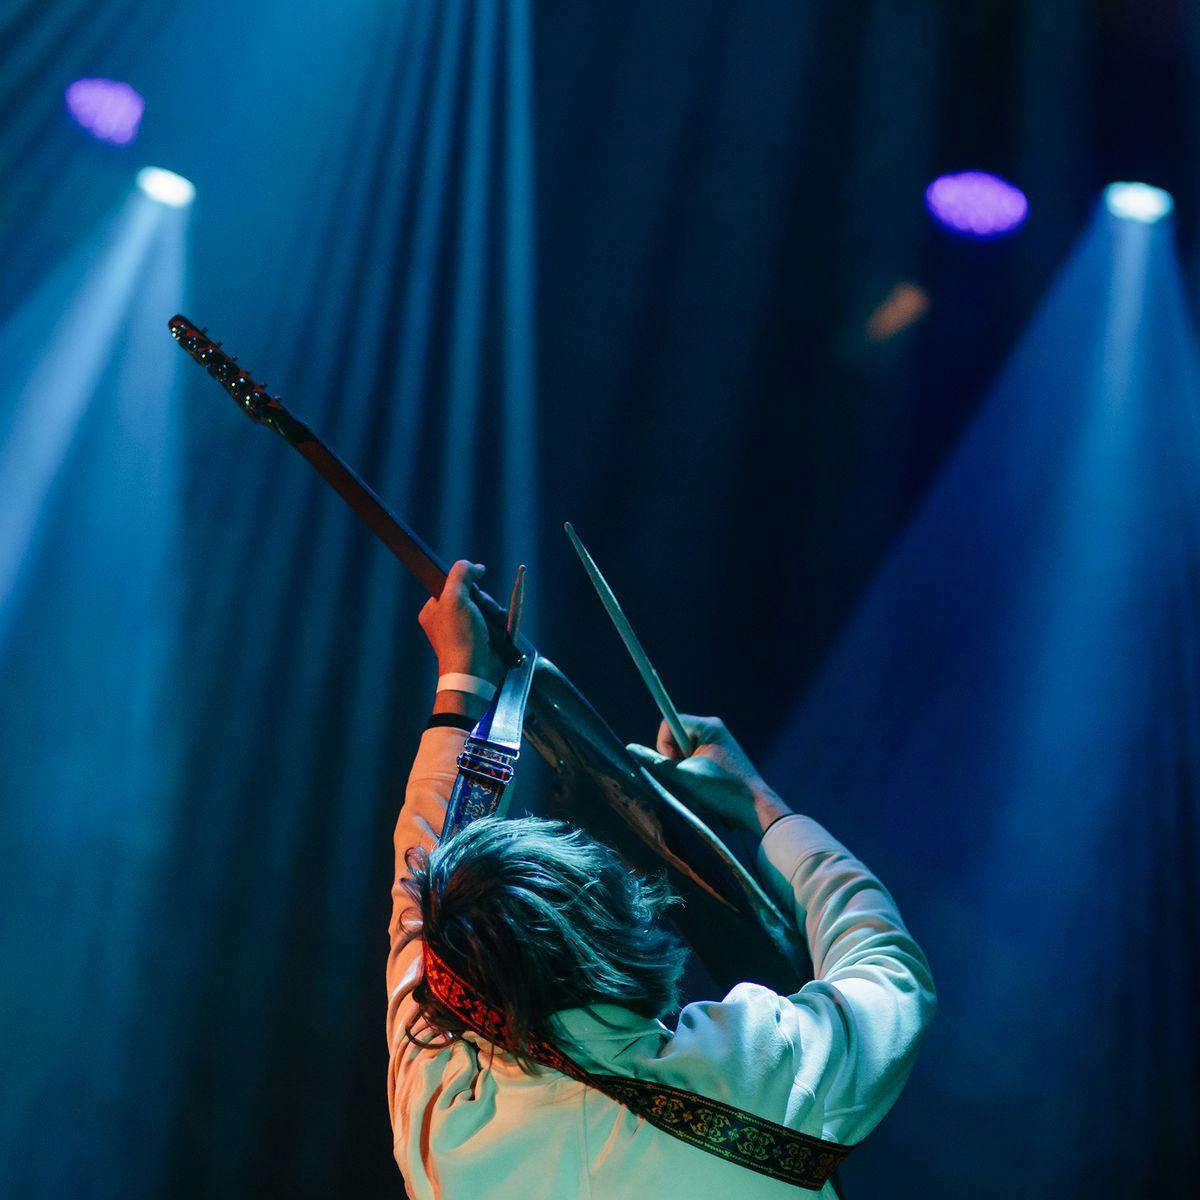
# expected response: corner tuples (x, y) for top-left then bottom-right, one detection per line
(436, 652), (853, 1191)
(442, 647), (538, 839)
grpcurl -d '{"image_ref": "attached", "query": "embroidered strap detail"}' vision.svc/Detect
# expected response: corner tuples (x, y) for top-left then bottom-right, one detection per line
(423, 946), (852, 1191)
(443, 744), (513, 839)
(591, 1074), (849, 1189)
(442, 650), (536, 841)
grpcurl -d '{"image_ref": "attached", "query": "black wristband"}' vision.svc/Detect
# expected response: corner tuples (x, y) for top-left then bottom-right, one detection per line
(426, 712), (477, 733)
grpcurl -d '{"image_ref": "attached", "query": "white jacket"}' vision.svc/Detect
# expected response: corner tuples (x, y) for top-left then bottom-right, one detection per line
(388, 726), (936, 1198)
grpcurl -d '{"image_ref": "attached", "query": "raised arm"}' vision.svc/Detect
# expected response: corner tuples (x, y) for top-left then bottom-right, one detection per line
(385, 562), (505, 1102)
(628, 716), (936, 1145)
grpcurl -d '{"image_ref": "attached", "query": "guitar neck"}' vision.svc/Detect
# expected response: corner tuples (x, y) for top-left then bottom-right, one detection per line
(290, 427), (517, 652)
(292, 432), (449, 598)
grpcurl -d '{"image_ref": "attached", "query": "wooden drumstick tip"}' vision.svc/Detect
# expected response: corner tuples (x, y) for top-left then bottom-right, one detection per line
(506, 564), (527, 639)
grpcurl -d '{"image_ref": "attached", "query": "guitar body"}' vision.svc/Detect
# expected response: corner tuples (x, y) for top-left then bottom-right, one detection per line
(524, 657), (810, 997)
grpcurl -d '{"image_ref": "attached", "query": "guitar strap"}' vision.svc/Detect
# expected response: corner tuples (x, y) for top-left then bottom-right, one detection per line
(435, 654), (852, 1190)
(443, 650), (537, 839)
(432, 657), (854, 1190)
(423, 945), (852, 1191)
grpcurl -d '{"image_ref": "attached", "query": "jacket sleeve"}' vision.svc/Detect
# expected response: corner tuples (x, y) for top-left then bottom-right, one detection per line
(658, 813), (937, 1146)
(385, 725), (468, 1125)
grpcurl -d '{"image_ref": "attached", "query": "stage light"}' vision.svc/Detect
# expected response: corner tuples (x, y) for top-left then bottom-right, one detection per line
(1103, 182), (1173, 224)
(925, 170), (1028, 238)
(64, 78), (144, 145)
(137, 167), (195, 208)
(866, 282), (931, 342)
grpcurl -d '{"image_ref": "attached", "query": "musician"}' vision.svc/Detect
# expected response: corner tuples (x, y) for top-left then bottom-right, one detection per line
(387, 561), (936, 1198)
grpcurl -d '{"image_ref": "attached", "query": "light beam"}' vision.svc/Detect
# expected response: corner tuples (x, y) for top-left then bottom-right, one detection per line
(0, 184), (188, 645)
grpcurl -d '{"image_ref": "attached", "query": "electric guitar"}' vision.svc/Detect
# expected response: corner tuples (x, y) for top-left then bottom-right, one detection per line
(168, 314), (809, 998)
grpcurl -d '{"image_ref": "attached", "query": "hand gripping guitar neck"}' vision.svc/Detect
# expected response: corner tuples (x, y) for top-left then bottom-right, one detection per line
(168, 315), (808, 997)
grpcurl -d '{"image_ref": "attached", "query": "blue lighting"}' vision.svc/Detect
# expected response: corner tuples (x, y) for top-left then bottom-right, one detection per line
(1103, 181), (1174, 224)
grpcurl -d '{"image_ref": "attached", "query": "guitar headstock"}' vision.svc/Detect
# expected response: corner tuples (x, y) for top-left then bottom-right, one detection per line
(168, 314), (276, 426)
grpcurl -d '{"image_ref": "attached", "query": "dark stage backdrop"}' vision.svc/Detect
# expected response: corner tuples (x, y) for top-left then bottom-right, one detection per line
(0, 2), (1197, 1198)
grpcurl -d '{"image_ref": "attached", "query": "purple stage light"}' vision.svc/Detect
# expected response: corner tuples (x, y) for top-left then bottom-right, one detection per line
(64, 78), (145, 145)
(925, 171), (1028, 239)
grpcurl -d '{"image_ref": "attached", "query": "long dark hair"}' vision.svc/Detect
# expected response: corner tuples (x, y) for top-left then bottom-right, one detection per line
(400, 816), (688, 1072)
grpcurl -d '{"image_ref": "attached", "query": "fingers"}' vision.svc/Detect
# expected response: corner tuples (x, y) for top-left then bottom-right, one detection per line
(656, 724), (684, 759)
(627, 743), (695, 789)
(627, 743), (668, 768)
(656, 714), (725, 758)
(627, 742), (731, 797)
(420, 561), (486, 631)
(443, 559), (485, 601)
(629, 742), (719, 779)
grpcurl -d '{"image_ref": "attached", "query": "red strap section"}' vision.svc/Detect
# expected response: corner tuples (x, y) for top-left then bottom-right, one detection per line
(421, 945), (852, 1191)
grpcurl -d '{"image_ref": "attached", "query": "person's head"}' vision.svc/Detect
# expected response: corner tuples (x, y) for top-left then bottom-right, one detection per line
(402, 816), (688, 1070)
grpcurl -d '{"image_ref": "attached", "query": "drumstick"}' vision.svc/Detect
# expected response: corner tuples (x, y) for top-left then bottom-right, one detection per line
(506, 564), (526, 642)
(564, 522), (693, 755)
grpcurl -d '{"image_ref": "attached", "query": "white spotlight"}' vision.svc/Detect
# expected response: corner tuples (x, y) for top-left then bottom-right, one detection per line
(1104, 182), (1174, 224)
(137, 167), (195, 208)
